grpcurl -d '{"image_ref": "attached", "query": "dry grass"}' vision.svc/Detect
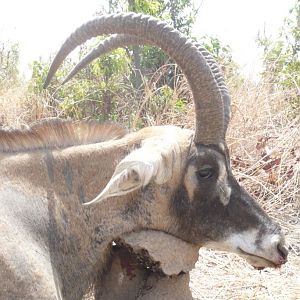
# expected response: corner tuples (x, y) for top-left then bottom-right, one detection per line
(191, 247), (300, 300)
(0, 75), (299, 299)
(189, 79), (300, 299)
(0, 84), (58, 129)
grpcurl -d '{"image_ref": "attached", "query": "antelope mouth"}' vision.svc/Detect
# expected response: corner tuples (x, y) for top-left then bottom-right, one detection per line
(237, 247), (280, 269)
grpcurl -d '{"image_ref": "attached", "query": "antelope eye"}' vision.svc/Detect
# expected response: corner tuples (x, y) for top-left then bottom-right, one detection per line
(196, 168), (214, 180)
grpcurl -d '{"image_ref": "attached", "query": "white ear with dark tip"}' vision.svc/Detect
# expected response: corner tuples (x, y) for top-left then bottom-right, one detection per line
(83, 136), (180, 205)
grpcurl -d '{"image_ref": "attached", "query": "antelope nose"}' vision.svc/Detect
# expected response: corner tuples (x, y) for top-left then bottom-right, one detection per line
(277, 242), (288, 264)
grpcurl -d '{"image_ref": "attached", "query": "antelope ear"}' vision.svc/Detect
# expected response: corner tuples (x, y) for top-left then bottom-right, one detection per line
(83, 136), (181, 205)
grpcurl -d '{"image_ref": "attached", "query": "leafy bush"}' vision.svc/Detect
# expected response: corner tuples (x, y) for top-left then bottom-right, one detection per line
(30, 47), (131, 121)
(28, 0), (237, 126)
(257, 0), (300, 107)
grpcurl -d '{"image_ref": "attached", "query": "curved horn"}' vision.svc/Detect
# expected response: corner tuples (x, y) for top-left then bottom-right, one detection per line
(194, 43), (231, 134)
(62, 34), (231, 135)
(62, 34), (136, 85)
(44, 13), (225, 144)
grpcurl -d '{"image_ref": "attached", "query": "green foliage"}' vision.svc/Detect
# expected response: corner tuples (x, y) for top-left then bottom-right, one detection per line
(108, 0), (162, 15)
(30, 47), (131, 120)
(200, 35), (240, 82)
(29, 0), (236, 126)
(30, 59), (52, 93)
(109, 0), (198, 32)
(129, 0), (163, 15)
(153, 85), (173, 108)
(140, 46), (168, 72)
(147, 84), (187, 118)
(102, 0), (201, 124)
(0, 41), (19, 87)
(257, 0), (300, 106)
(174, 97), (187, 112)
(162, 0), (198, 36)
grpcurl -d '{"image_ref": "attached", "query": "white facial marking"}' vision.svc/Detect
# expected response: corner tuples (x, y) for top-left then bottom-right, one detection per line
(218, 143), (225, 152)
(184, 165), (198, 202)
(226, 230), (259, 253)
(217, 159), (231, 206)
(204, 229), (285, 267)
(198, 150), (206, 157)
(204, 229), (259, 253)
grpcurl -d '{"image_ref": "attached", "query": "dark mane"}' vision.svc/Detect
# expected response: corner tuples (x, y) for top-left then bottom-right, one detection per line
(0, 119), (128, 153)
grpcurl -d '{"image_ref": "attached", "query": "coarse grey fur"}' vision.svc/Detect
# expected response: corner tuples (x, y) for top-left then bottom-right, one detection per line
(0, 124), (199, 299)
(0, 13), (288, 300)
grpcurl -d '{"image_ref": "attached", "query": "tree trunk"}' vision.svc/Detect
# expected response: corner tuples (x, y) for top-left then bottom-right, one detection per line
(128, 0), (143, 92)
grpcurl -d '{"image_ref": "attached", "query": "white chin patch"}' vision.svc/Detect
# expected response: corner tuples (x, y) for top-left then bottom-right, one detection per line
(204, 229), (283, 268)
(203, 229), (259, 254)
(227, 230), (259, 253)
(204, 229), (258, 253)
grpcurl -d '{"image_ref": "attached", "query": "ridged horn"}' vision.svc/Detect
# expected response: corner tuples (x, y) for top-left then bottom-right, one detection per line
(44, 13), (225, 144)
(62, 34), (140, 85)
(62, 34), (231, 135)
(193, 43), (231, 134)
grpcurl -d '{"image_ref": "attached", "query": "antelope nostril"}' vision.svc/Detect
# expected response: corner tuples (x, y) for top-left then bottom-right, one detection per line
(277, 243), (288, 260)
